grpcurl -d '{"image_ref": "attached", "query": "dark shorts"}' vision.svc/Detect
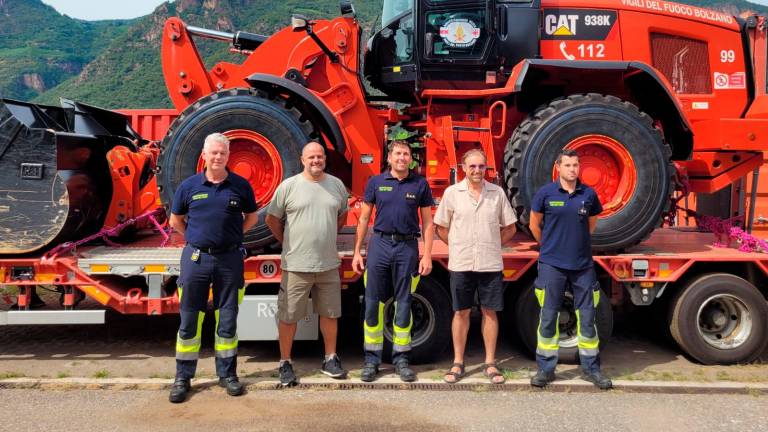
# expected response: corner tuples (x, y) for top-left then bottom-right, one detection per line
(449, 271), (505, 311)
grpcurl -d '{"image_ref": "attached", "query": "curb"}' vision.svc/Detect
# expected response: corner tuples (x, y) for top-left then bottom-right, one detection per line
(1, 377), (766, 395)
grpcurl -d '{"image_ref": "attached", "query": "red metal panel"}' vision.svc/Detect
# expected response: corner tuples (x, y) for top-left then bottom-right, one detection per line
(116, 109), (178, 141)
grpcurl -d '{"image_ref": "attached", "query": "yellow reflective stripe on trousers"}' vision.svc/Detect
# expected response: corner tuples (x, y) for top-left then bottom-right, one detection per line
(176, 311), (205, 360)
(392, 301), (412, 351)
(593, 289), (600, 307)
(536, 312), (560, 356)
(364, 301), (385, 348)
(575, 309), (600, 351)
(214, 309), (238, 357)
(238, 286), (246, 305)
(177, 286), (183, 303)
(410, 274), (420, 294)
(534, 288), (545, 308)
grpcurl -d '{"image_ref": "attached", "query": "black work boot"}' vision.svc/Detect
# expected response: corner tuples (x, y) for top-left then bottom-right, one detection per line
(530, 370), (556, 388)
(360, 363), (379, 382)
(169, 378), (191, 403)
(583, 370), (613, 390)
(394, 360), (416, 382)
(218, 376), (245, 396)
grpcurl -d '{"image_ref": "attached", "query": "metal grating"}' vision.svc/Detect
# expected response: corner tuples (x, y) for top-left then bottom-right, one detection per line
(651, 33), (711, 94)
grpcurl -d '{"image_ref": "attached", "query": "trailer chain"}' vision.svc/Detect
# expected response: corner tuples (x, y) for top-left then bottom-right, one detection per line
(41, 208), (170, 263)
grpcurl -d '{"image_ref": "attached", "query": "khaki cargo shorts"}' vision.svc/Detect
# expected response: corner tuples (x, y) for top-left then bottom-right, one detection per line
(278, 269), (342, 323)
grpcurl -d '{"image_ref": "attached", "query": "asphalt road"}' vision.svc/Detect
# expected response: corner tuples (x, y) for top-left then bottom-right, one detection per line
(0, 388), (765, 432)
(1, 305), (766, 383)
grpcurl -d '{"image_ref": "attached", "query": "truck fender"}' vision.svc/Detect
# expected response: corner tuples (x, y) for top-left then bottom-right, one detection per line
(244, 73), (347, 157)
(512, 59), (693, 160)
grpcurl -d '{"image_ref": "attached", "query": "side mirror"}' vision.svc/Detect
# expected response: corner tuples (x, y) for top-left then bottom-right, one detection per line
(340, 1), (356, 17)
(291, 14), (309, 32)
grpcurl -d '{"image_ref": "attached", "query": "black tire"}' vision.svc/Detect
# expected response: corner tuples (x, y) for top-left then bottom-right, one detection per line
(668, 273), (768, 365)
(382, 276), (452, 364)
(514, 280), (613, 364)
(157, 88), (313, 251)
(504, 93), (672, 252)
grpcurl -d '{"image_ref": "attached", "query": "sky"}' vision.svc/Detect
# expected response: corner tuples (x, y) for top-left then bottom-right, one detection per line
(41, 0), (168, 21)
(37, 0), (768, 20)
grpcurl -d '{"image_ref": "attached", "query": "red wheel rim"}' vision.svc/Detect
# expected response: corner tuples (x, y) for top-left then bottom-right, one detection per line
(552, 135), (637, 217)
(196, 129), (282, 207)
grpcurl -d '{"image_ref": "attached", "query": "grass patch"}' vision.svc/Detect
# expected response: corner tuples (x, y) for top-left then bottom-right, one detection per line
(716, 370), (735, 381)
(0, 372), (24, 379)
(56, 372), (70, 379)
(612, 369), (692, 382)
(502, 368), (531, 380)
(92, 369), (110, 379)
(148, 373), (173, 379)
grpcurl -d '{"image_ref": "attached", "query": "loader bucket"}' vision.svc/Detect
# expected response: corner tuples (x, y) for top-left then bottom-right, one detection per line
(0, 99), (140, 254)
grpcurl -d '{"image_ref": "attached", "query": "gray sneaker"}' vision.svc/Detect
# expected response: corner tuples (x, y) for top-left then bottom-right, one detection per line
(321, 354), (348, 379)
(279, 361), (298, 387)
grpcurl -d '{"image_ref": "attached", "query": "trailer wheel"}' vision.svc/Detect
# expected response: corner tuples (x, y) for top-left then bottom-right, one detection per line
(504, 93), (672, 252)
(158, 88), (313, 250)
(514, 281), (613, 364)
(382, 276), (452, 364)
(668, 273), (768, 364)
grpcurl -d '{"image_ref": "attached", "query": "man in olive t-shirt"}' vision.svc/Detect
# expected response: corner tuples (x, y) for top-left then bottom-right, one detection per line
(265, 142), (349, 386)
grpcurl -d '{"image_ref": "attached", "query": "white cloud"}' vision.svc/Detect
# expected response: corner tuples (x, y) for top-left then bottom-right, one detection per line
(41, 0), (170, 21)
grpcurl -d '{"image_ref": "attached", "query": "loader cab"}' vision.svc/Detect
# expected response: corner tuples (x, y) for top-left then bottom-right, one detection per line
(365, 0), (541, 102)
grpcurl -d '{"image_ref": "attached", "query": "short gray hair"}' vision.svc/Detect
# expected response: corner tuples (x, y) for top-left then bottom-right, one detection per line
(203, 133), (230, 151)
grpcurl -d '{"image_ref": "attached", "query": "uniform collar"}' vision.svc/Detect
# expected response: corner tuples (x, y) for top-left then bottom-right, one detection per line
(200, 168), (232, 185)
(385, 170), (414, 182)
(555, 179), (584, 193)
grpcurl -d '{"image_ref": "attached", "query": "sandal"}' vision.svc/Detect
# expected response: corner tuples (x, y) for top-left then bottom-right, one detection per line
(443, 363), (465, 384)
(483, 363), (506, 384)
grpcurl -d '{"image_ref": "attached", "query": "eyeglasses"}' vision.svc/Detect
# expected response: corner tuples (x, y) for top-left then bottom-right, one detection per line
(466, 164), (486, 170)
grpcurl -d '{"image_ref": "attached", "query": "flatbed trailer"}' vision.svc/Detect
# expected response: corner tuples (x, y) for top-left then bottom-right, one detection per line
(2, 227), (766, 365)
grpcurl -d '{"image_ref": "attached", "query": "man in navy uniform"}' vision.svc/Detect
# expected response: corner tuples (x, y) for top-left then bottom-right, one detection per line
(168, 133), (258, 403)
(528, 149), (612, 390)
(352, 140), (434, 382)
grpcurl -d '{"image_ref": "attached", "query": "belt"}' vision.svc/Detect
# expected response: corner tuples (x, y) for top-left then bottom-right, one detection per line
(375, 231), (419, 242)
(188, 243), (240, 254)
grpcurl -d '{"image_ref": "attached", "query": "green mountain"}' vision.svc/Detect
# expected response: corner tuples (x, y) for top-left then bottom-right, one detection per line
(2, 0), (768, 108)
(33, 0), (381, 108)
(0, 0), (132, 101)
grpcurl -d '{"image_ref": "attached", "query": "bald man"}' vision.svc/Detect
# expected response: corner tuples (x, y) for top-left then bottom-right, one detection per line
(266, 142), (349, 386)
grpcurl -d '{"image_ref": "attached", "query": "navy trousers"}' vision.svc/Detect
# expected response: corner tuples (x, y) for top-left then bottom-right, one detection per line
(175, 245), (244, 379)
(363, 235), (420, 365)
(534, 262), (602, 374)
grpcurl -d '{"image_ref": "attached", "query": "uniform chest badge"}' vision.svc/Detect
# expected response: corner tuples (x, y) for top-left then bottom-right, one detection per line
(405, 192), (417, 200)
